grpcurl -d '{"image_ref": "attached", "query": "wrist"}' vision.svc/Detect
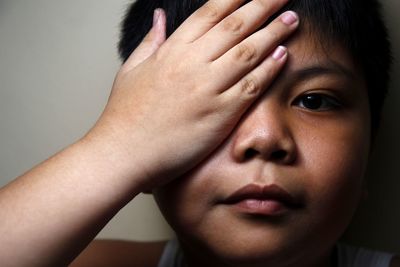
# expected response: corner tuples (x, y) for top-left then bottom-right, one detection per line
(78, 125), (150, 196)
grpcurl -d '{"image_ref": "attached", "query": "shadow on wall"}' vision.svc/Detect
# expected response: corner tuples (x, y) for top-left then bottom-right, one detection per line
(343, 113), (400, 254)
(343, 0), (400, 253)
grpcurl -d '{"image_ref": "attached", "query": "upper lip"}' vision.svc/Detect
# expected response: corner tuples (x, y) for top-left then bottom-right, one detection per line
(221, 184), (302, 209)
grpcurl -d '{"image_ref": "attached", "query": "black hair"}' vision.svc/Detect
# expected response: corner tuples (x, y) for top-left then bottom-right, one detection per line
(118, 0), (392, 131)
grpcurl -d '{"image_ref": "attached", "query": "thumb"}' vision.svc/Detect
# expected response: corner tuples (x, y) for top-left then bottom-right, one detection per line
(124, 8), (167, 69)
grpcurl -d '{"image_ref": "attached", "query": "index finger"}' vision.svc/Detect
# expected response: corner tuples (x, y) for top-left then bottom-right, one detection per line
(171, 0), (247, 43)
(198, 0), (290, 60)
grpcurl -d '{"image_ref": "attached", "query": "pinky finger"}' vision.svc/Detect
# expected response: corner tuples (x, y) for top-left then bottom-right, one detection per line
(220, 46), (287, 113)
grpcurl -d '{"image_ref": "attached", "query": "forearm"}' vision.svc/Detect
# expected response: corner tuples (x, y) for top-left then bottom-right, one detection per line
(0, 136), (144, 267)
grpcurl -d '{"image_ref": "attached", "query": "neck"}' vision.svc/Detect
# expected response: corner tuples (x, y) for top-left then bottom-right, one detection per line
(181, 242), (336, 267)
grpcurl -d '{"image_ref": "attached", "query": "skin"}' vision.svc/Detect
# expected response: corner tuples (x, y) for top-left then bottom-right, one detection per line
(72, 5), (400, 267)
(72, 4), (400, 267)
(153, 27), (372, 267)
(0, 0), (299, 266)
(71, 26), (400, 267)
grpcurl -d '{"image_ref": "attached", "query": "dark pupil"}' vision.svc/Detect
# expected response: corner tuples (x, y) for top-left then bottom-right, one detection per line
(303, 95), (322, 109)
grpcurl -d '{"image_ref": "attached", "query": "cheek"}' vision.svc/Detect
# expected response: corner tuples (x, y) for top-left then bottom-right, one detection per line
(153, 142), (240, 237)
(153, 161), (221, 231)
(298, 114), (370, 226)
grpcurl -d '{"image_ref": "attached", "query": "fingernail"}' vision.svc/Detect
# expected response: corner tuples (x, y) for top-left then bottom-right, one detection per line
(153, 8), (161, 27)
(272, 46), (287, 60)
(281, 11), (298, 25)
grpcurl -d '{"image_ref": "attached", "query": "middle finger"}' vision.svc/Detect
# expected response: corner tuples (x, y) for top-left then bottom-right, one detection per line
(197, 0), (289, 61)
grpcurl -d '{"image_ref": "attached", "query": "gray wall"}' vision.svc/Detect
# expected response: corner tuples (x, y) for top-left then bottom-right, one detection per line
(0, 0), (172, 241)
(0, 0), (398, 252)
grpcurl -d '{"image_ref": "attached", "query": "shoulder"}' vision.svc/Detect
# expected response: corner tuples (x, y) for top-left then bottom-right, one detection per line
(390, 255), (400, 267)
(337, 243), (396, 267)
(70, 239), (168, 267)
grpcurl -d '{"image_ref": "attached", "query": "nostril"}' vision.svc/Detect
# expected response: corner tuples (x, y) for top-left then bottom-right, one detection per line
(244, 148), (258, 160)
(242, 148), (291, 162)
(271, 150), (287, 160)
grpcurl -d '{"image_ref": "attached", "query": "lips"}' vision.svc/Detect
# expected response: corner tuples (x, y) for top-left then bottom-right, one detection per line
(221, 184), (302, 216)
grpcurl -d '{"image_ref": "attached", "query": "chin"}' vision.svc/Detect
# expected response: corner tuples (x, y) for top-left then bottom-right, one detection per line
(179, 224), (319, 267)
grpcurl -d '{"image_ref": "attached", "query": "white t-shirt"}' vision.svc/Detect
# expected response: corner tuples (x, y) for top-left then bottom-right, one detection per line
(336, 243), (393, 267)
(157, 240), (394, 267)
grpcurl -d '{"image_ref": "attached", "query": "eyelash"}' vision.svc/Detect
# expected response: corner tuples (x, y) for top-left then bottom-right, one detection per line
(292, 93), (342, 111)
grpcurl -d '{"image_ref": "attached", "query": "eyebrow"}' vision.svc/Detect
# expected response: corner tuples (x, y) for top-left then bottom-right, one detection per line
(286, 60), (356, 83)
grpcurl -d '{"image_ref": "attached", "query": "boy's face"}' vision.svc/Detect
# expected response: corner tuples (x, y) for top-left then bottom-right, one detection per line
(153, 28), (371, 266)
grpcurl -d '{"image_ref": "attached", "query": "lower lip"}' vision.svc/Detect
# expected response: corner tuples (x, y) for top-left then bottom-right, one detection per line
(231, 199), (289, 216)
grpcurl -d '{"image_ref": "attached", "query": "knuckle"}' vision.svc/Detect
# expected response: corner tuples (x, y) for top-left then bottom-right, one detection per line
(240, 76), (260, 96)
(152, 48), (163, 62)
(234, 43), (257, 63)
(222, 16), (245, 35)
(265, 29), (280, 43)
(198, 2), (220, 22)
(264, 67), (276, 80)
(254, 0), (269, 9)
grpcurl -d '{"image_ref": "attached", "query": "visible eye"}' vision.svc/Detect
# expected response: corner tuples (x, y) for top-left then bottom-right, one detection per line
(293, 93), (342, 111)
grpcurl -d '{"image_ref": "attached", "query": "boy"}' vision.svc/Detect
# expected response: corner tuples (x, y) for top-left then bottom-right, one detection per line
(0, 0), (398, 266)
(76, 0), (399, 266)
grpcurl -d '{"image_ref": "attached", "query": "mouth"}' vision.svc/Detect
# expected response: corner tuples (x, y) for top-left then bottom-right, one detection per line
(220, 184), (303, 216)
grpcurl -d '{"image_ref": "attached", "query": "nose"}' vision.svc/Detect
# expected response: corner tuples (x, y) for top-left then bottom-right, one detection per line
(231, 102), (297, 164)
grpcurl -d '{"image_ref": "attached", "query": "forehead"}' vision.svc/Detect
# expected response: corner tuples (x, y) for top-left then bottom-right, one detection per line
(264, 27), (370, 107)
(280, 26), (361, 82)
